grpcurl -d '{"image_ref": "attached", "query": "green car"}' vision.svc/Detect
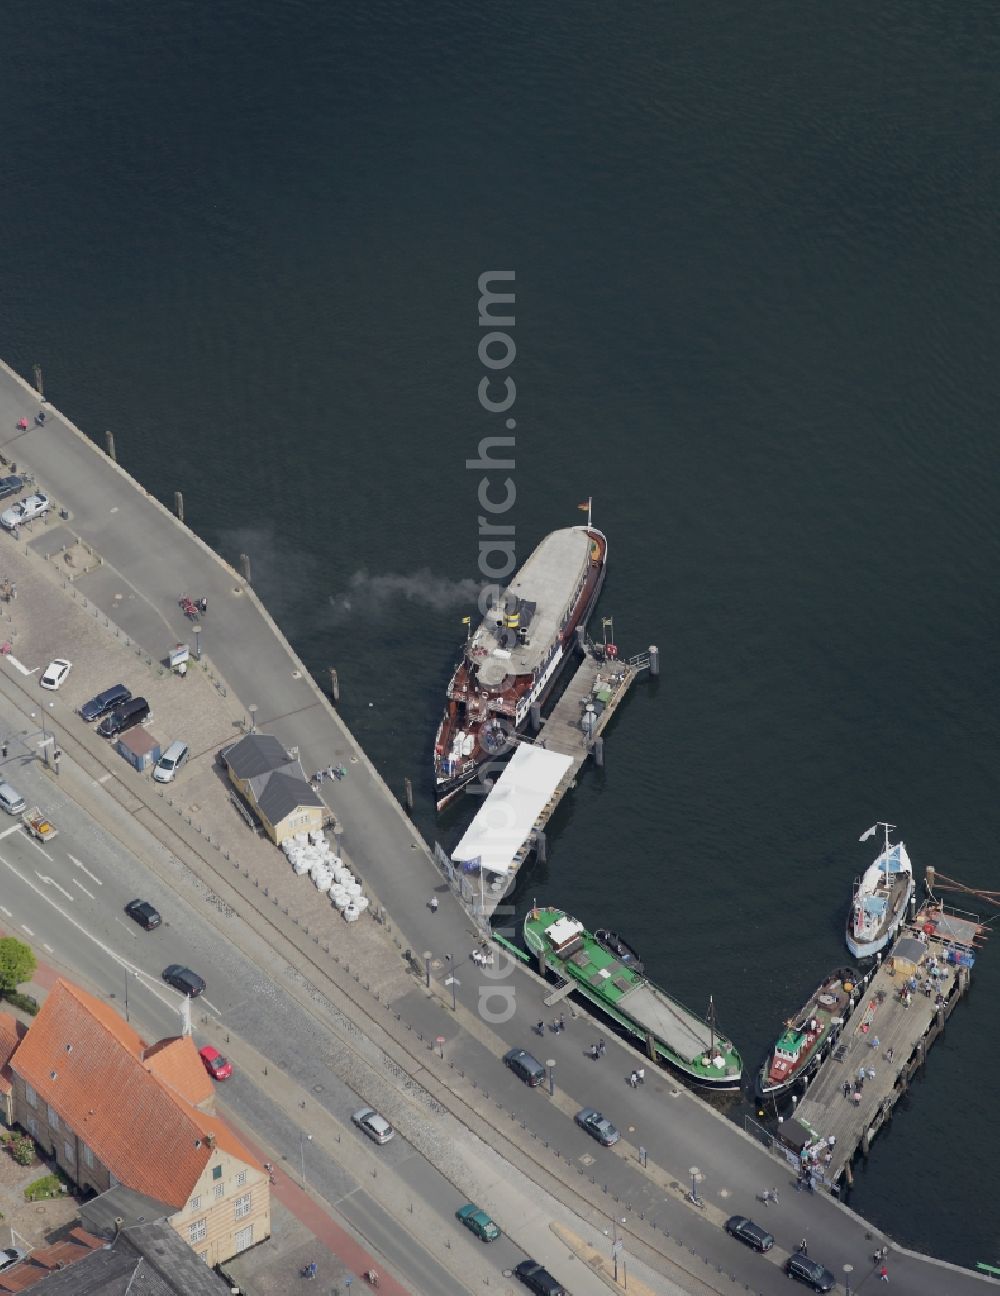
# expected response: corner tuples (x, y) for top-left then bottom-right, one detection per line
(456, 1202), (501, 1242)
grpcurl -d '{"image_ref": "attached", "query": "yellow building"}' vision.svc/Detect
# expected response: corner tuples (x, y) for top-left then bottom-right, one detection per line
(221, 732), (325, 844)
(7, 980), (270, 1268)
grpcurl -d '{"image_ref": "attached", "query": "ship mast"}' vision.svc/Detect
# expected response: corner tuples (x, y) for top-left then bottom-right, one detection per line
(708, 995), (716, 1058)
(880, 821), (896, 884)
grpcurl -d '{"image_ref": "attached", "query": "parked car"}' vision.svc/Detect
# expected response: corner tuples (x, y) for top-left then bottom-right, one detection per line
(784, 1251), (836, 1292)
(124, 899), (161, 930)
(503, 1047), (546, 1087)
(0, 475), (24, 502)
(97, 696), (150, 738)
(153, 740), (189, 783)
(513, 1258), (567, 1295)
(455, 1203), (501, 1242)
(162, 964), (205, 997)
(0, 1248), (27, 1274)
(199, 1045), (232, 1081)
(352, 1107), (395, 1145)
(724, 1215), (774, 1253)
(574, 1107), (620, 1146)
(40, 658), (72, 690)
(0, 491), (49, 530)
(0, 782), (26, 816)
(81, 682), (131, 722)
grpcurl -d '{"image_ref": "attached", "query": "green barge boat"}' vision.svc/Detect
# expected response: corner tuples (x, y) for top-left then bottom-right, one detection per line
(524, 907), (742, 1090)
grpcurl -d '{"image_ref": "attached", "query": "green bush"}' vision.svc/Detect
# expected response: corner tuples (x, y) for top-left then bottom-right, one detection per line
(1, 990), (39, 1015)
(12, 1136), (36, 1166)
(24, 1172), (64, 1201)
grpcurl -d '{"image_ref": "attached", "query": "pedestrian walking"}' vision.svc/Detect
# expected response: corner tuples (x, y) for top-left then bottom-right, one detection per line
(885, 1047), (894, 1063)
(858, 1064), (866, 1083)
(798, 1237), (808, 1255)
(428, 896), (438, 912)
(842, 1080), (851, 1099)
(636, 1066), (645, 1084)
(628, 1070), (638, 1088)
(870, 1034), (880, 1051)
(1, 740), (7, 760)
(52, 748), (61, 775)
(597, 1040), (606, 1057)
(880, 1264), (889, 1282)
(559, 1012), (565, 1030)
(590, 1044), (600, 1059)
(867, 1066), (876, 1080)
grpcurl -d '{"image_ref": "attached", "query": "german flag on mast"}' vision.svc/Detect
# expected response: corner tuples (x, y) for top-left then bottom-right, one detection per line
(577, 496), (592, 526)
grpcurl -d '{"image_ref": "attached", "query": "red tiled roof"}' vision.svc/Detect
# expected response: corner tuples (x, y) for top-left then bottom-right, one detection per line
(143, 1036), (214, 1107)
(0, 1011), (25, 1095)
(10, 980), (257, 1210)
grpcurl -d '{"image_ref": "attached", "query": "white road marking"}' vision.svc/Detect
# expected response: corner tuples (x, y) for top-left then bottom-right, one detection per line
(21, 831), (53, 861)
(0, 906), (10, 917)
(21, 925), (33, 936)
(35, 871), (74, 901)
(43, 943), (53, 953)
(68, 855), (102, 885)
(72, 878), (95, 900)
(0, 824), (23, 840)
(96, 773), (112, 785)
(202, 996), (220, 1013)
(0, 849), (177, 1012)
(5, 656), (35, 676)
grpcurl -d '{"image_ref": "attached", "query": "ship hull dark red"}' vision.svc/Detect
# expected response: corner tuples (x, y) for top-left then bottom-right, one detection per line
(434, 526), (607, 810)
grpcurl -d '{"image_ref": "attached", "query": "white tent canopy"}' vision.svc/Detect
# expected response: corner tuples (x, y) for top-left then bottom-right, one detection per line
(451, 744), (573, 876)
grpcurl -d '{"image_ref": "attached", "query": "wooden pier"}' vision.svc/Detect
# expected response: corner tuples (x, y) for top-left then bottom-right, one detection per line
(781, 907), (981, 1189)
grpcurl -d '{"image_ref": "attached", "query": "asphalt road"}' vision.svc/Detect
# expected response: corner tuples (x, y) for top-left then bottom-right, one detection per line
(0, 364), (988, 1295)
(0, 706), (481, 1296)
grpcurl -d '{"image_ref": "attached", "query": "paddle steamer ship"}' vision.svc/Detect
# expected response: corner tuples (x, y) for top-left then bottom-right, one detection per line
(434, 506), (607, 809)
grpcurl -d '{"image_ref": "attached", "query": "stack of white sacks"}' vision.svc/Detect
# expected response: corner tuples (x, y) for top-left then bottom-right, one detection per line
(282, 830), (370, 922)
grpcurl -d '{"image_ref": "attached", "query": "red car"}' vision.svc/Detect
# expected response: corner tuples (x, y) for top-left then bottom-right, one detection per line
(199, 1045), (232, 1081)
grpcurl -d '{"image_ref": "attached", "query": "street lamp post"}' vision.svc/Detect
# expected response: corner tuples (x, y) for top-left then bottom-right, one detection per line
(248, 704), (257, 734)
(547, 1059), (556, 1097)
(299, 1132), (312, 1191)
(193, 624), (202, 660)
(610, 1216), (626, 1286)
(843, 1263), (854, 1296)
(688, 1165), (703, 1205)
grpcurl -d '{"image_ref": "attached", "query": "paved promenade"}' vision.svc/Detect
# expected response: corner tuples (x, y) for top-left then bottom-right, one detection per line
(0, 358), (992, 1295)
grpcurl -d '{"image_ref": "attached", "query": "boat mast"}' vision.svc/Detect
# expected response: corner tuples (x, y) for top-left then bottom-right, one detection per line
(879, 821), (896, 883)
(708, 995), (716, 1057)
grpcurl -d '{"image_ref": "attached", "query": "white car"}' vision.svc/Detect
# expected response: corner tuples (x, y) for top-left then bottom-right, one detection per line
(352, 1107), (395, 1145)
(40, 658), (72, 690)
(0, 491), (50, 531)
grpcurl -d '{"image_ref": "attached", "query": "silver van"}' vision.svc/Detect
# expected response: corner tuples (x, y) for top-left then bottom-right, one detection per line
(153, 741), (189, 784)
(0, 783), (26, 816)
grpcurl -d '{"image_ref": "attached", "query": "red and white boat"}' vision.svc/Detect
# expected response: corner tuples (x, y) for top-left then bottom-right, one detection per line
(433, 506), (607, 810)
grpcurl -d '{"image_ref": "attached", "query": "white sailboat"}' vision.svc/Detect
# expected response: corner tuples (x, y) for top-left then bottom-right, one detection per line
(846, 822), (915, 958)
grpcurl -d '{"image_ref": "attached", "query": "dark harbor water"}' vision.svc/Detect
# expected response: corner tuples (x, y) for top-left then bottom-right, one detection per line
(1, 0), (998, 1269)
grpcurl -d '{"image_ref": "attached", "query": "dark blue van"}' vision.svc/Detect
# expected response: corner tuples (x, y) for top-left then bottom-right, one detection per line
(81, 683), (131, 723)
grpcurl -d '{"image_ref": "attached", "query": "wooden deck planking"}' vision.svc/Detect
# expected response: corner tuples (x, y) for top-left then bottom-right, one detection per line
(790, 936), (963, 1184)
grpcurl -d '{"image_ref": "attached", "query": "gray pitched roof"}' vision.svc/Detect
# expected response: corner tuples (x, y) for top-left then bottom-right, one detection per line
(255, 768), (323, 823)
(18, 1220), (232, 1294)
(222, 733), (291, 780)
(81, 1183), (173, 1233)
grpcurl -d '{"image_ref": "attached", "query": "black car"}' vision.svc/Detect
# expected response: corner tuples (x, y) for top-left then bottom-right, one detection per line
(125, 899), (161, 931)
(81, 683), (131, 723)
(163, 964), (205, 997)
(785, 1252), (835, 1292)
(503, 1048), (547, 1087)
(0, 475), (24, 503)
(97, 696), (150, 738)
(724, 1215), (774, 1253)
(513, 1259), (566, 1295)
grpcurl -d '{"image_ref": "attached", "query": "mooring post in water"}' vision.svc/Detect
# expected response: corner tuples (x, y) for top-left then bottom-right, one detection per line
(594, 736), (604, 768)
(174, 491), (184, 523)
(105, 430), (117, 462)
(530, 702), (542, 731)
(240, 552), (252, 584)
(534, 829), (547, 863)
(646, 1030), (655, 1060)
(329, 667), (340, 702)
(404, 777), (413, 813)
(649, 644), (660, 677)
(33, 363), (44, 399)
